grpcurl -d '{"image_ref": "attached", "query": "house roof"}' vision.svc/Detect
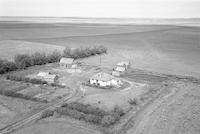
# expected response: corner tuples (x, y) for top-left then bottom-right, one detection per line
(90, 72), (115, 82)
(43, 74), (58, 80)
(115, 66), (126, 72)
(60, 57), (74, 64)
(117, 61), (130, 67)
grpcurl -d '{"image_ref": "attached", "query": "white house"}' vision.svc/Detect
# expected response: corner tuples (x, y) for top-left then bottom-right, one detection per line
(60, 57), (75, 68)
(89, 72), (122, 87)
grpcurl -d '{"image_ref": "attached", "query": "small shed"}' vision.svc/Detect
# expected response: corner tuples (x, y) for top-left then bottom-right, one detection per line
(112, 71), (120, 76)
(37, 72), (58, 83)
(43, 74), (58, 83)
(117, 61), (130, 69)
(89, 72), (122, 87)
(115, 66), (126, 72)
(60, 57), (74, 68)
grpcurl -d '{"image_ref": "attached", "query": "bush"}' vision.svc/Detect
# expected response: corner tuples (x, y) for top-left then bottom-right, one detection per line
(14, 54), (33, 69)
(47, 50), (62, 63)
(58, 102), (124, 126)
(128, 98), (138, 106)
(41, 110), (54, 119)
(101, 115), (116, 126)
(31, 52), (47, 65)
(6, 74), (48, 85)
(63, 102), (107, 117)
(0, 87), (44, 102)
(112, 105), (125, 117)
(0, 59), (17, 74)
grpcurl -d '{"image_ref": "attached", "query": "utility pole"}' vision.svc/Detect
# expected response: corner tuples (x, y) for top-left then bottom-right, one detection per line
(100, 54), (101, 66)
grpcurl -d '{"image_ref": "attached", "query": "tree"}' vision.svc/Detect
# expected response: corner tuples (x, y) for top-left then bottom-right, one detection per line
(47, 50), (62, 63)
(32, 52), (47, 65)
(14, 54), (33, 69)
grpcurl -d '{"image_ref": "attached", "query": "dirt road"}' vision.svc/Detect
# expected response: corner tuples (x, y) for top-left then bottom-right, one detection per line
(127, 81), (200, 134)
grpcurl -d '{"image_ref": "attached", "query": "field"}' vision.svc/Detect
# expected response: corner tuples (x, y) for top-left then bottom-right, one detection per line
(0, 19), (200, 134)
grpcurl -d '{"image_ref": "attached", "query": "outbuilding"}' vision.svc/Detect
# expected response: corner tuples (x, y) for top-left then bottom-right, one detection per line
(43, 74), (58, 83)
(59, 57), (75, 68)
(115, 66), (126, 72)
(37, 72), (58, 83)
(117, 61), (130, 69)
(111, 71), (120, 76)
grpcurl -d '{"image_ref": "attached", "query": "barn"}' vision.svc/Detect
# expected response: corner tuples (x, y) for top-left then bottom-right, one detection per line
(59, 57), (75, 68)
(89, 72), (122, 87)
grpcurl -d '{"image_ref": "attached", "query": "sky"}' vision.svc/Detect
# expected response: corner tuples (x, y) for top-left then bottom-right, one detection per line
(0, 0), (199, 18)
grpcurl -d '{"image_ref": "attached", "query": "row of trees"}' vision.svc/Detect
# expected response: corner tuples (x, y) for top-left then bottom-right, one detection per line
(14, 51), (62, 69)
(0, 50), (61, 74)
(56, 102), (124, 127)
(0, 45), (107, 74)
(63, 45), (107, 59)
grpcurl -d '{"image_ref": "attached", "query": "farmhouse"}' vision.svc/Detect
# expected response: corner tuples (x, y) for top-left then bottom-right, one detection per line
(89, 72), (122, 87)
(60, 57), (75, 68)
(37, 72), (58, 83)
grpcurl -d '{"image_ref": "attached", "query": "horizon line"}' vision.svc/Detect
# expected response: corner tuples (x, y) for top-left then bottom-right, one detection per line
(0, 16), (200, 20)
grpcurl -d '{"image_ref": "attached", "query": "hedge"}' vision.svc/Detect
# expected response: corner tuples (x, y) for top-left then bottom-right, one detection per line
(56, 102), (124, 127)
(6, 74), (48, 85)
(40, 110), (54, 119)
(0, 87), (47, 102)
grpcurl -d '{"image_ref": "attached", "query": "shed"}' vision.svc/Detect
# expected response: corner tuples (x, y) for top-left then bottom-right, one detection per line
(37, 72), (58, 83)
(117, 61), (130, 69)
(43, 74), (58, 83)
(112, 71), (120, 76)
(60, 57), (74, 68)
(115, 66), (126, 72)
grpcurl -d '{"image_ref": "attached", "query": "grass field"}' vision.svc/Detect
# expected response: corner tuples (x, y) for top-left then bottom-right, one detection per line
(13, 120), (97, 134)
(0, 40), (64, 61)
(0, 21), (199, 77)
(0, 19), (200, 134)
(26, 26), (200, 78)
